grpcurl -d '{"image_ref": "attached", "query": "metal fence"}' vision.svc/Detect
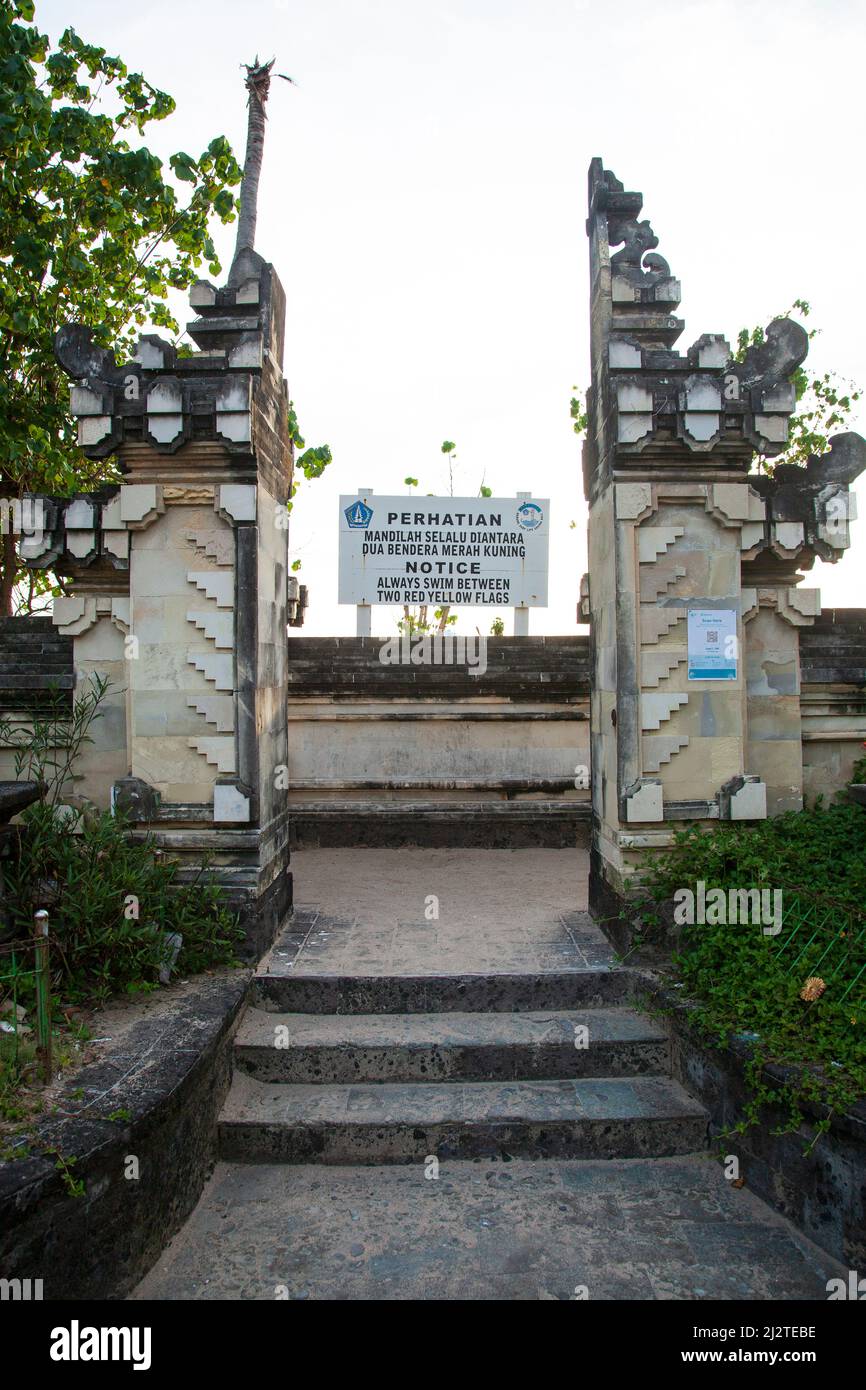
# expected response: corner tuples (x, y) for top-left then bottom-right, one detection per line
(775, 889), (866, 1005)
(0, 909), (52, 1081)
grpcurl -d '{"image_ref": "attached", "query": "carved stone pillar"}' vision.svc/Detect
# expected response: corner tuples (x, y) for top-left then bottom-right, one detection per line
(38, 248), (294, 955)
(583, 161), (866, 916)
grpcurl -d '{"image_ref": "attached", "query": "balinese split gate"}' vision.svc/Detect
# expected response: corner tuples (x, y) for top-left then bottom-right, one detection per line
(2, 160), (866, 1300)
(4, 162), (864, 944)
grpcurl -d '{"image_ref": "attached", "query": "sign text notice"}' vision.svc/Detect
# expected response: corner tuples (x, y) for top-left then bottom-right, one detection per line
(338, 494), (550, 608)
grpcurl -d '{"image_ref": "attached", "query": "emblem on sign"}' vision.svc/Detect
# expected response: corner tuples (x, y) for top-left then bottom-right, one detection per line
(516, 501), (543, 531)
(344, 500), (374, 529)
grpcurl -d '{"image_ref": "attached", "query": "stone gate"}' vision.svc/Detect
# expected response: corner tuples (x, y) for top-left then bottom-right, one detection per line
(582, 160), (865, 918)
(3, 161), (865, 947)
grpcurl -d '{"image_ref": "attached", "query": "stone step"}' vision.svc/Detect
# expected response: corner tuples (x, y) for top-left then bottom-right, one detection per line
(218, 1072), (707, 1164)
(252, 967), (637, 1015)
(234, 1006), (668, 1083)
(287, 802), (589, 849)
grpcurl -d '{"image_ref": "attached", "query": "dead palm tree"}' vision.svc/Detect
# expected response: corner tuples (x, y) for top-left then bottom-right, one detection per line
(233, 56), (293, 260)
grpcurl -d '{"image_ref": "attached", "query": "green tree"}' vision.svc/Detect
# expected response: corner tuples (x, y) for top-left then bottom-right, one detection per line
(569, 389), (588, 437)
(0, 0), (243, 611)
(735, 301), (861, 472)
(284, 402), (332, 575)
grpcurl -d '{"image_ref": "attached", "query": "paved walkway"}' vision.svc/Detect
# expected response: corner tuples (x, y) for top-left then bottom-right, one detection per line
(270, 847), (594, 976)
(132, 1155), (840, 1301)
(131, 849), (843, 1301)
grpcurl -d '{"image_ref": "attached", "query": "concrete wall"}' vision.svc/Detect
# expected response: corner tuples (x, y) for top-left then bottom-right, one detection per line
(1, 615), (863, 839)
(800, 609), (866, 801)
(285, 635), (591, 846)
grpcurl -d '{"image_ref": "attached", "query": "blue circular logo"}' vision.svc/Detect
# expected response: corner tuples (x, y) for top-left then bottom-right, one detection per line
(516, 501), (543, 531)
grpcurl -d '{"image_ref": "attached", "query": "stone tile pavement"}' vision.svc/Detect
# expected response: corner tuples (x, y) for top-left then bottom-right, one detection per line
(270, 847), (605, 977)
(132, 1156), (843, 1301)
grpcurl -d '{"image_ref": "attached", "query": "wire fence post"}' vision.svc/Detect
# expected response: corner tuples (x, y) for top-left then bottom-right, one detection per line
(32, 908), (51, 1082)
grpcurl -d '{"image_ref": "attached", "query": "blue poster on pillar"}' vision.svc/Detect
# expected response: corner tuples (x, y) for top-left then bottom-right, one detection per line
(687, 609), (737, 680)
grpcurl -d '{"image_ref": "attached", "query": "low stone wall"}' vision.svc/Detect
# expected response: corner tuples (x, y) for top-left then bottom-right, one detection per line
(0, 616), (73, 786)
(800, 608), (866, 802)
(645, 980), (866, 1267)
(286, 635), (591, 847)
(0, 616), (73, 714)
(0, 969), (248, 1300)
(597, 889), (866, 1268)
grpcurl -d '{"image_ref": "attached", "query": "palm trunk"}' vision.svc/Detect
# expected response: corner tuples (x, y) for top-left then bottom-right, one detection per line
(234, 59), (274, 259)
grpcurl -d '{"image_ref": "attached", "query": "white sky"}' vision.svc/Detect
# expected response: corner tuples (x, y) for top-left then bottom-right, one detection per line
(41, 0), (866, 634)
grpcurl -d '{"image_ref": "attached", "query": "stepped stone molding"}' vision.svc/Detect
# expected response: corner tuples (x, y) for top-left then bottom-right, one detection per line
(741, 586), (821, 627)
(640, 693), (689, 731)
(53, 249), (286, 477)
(189, 737), (237, 773)
(182, 513), (237, 775)
(640, 649), (687, 688)
(639, 561), (686, 602)
(188, 571), (234, 608)
(186, 610), (234, 649)
(52, 595), (130, 637)
(637, 526), (684, 564)
(187, 696), (236, 733)
(640, 607), (684, 645)
(642, 735), (691, 773)
(17, 479), (262, 577)
(188, 651), (234, 691)
(185, 528), (234, 566)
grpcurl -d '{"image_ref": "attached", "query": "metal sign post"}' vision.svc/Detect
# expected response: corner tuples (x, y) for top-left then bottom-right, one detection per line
(354, 487), (373, 636)
(513, 492), (531, 636)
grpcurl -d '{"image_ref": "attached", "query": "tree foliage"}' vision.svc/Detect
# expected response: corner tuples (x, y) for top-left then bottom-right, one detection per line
(735, 300), (861, 473)
(0, 0), (242, 512)
(634, 802), (866, 1144)
(284, 402), (332, 574)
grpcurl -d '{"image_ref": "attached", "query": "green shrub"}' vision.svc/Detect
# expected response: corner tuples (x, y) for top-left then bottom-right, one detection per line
(638, 801), (866, 912)
(636, 802), (866, 1146)
(5, 801), (243, 1003)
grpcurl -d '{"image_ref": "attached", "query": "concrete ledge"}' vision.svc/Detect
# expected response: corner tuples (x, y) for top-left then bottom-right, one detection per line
(0, 968), (249, 1300)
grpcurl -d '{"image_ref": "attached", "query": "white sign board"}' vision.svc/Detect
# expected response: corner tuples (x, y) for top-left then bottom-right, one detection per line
(338, 495), (550, 608)
(687, 608), (738, 680)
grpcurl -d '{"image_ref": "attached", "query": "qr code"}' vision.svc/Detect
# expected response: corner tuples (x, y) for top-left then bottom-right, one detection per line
(706, 630), (718, 644)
